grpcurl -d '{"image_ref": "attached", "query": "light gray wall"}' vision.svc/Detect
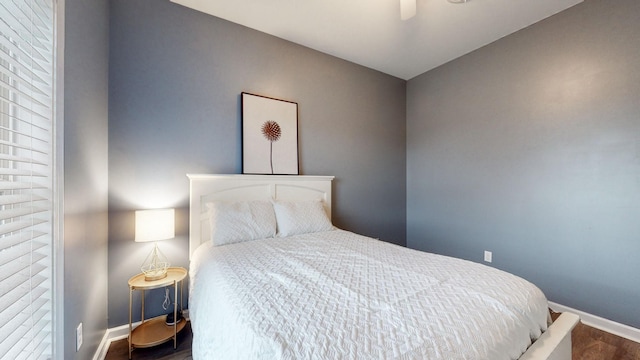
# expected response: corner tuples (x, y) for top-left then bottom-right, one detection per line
(108, 0), (406, 327)
(63, 0), (110, 357)
(407, 0), (640, 328)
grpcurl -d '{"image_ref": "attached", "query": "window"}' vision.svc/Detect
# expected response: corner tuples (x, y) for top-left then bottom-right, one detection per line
(0, 0), (57, 358)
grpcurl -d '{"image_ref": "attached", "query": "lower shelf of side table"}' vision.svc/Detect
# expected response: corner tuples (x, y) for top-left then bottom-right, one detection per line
(130, 316), (187, 348)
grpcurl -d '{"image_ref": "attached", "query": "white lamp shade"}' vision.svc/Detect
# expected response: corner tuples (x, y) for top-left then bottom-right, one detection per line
(135, 209), (175, 242)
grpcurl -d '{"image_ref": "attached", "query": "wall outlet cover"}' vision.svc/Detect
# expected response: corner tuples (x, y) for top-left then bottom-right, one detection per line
(76, 323), (83, 351)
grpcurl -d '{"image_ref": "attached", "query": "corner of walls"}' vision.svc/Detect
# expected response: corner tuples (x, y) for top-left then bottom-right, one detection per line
(107, 0), (407, 328)
(64, 0), (110, 356)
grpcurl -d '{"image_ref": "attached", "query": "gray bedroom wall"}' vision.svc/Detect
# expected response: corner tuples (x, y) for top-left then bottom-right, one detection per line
(407, 0), (640, 328)
(64, 0), (110, 357)
(108, 0), (406, 327)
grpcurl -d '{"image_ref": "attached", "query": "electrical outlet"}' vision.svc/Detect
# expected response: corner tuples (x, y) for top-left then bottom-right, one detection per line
(76, 323), (83, 351)
(484, 251), (492, 263)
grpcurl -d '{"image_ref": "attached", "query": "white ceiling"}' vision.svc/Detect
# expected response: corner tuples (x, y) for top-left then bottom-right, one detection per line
(170, 0), (583, 80)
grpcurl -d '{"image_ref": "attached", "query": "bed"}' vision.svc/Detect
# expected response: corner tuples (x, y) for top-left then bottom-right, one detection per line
(187, 174), (579, 360)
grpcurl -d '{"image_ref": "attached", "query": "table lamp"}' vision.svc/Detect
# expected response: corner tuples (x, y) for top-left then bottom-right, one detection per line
(135, 208), (174, 281)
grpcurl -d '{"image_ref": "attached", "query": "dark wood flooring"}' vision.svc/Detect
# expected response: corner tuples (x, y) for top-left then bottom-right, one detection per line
(106, 314), (640, 360)
(551, 310), (640, 360)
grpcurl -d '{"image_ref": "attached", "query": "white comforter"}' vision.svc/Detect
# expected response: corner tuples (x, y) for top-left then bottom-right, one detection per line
(189, 230), (548, 360)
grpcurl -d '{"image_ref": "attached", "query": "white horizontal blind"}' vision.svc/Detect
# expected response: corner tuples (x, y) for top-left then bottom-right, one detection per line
(0, 0), (55, 359)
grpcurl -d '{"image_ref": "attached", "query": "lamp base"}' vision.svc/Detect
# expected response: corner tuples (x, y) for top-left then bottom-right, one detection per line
(144, 270), (168, 281)
(141, 242), (170, 281)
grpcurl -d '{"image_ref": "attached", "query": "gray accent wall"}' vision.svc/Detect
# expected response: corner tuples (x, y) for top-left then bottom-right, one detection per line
(63, 0), (110, 357)
(407, 0), (640, 328)
(108, 0), (407, 327)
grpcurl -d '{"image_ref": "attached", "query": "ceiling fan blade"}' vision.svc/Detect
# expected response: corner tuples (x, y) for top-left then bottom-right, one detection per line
(400, 0), (416, 20)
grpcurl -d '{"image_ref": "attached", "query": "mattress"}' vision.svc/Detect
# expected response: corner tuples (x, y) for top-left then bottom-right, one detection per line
(189, 229), (549, 360)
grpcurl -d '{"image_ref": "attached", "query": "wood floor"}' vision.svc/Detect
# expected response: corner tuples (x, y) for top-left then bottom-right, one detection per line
(106, 313), (640, 360)
(560, 314), (640, 360)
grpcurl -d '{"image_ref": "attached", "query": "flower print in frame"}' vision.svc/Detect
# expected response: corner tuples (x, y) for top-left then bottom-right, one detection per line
(241, 92), (299, 175)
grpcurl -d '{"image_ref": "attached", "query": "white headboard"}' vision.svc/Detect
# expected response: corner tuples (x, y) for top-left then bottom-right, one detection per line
(187, 174), (335, 259)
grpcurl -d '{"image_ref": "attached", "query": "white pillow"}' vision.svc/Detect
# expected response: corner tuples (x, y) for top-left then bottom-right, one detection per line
(272, 199), (333, 237)
(207, 200), (276, 246)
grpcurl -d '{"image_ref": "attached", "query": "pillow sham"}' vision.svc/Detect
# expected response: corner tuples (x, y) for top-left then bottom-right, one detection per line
(207, 200), (276, 246)
(272, 199), (333, 237)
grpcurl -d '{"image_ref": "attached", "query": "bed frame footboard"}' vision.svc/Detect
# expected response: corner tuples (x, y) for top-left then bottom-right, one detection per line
(518, 312), (579, 360)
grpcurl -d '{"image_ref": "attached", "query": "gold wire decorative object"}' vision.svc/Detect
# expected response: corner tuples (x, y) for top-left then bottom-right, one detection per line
(140, 242), (170, 281)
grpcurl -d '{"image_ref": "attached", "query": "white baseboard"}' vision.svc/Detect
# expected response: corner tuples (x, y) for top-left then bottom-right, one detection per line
(92, 322), (140, 360)
(549, 301), (640, 344)
(91, 329), (110, 360)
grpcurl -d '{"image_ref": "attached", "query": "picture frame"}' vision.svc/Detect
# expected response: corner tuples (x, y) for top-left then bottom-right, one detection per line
(241, 92), (299, 175)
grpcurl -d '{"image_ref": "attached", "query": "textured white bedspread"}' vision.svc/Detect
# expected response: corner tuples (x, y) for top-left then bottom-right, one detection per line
(189, 230), (548, 360)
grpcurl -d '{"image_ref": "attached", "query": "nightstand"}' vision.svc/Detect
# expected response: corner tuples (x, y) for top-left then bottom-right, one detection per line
(128, 267), (187, 359)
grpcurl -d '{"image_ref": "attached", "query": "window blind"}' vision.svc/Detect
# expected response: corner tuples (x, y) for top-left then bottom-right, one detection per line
(0, 0), (56, 359)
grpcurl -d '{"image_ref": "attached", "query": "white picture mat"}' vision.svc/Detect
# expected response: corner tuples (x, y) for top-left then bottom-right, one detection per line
(242, 93), (298, 174)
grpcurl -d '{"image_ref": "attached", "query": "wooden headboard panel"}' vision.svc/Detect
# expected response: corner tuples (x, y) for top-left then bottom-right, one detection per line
(187, 174), (335, 259)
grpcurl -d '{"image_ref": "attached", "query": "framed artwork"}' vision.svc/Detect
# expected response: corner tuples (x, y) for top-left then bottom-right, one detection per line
(241, 92), (299, 175)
